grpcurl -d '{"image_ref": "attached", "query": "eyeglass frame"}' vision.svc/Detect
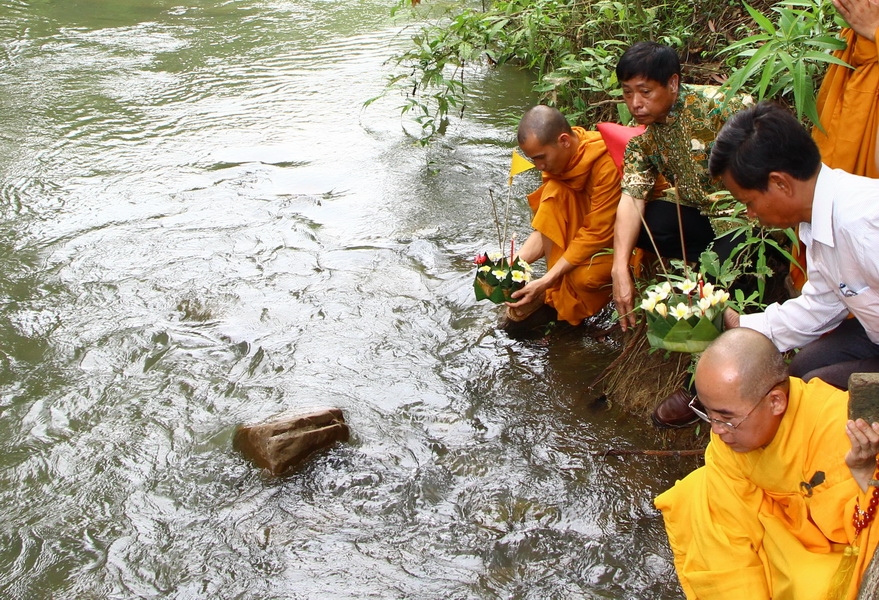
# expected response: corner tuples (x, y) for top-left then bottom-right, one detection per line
(688, 379), (787, 431)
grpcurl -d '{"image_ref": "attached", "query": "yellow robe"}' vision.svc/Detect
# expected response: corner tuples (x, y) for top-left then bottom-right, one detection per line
(792, 27), (879, 289)
(527, 127), (621, 325)
(655, 378), (879, 600)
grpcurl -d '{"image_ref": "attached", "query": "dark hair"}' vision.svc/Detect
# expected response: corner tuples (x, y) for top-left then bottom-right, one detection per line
(708, 101), (821, 191)
(517, 105), (573, 146)
(615, 41), (680, 86)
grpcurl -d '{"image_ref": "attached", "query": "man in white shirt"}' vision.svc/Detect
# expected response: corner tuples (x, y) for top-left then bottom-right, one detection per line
(711, 101), (879, 389)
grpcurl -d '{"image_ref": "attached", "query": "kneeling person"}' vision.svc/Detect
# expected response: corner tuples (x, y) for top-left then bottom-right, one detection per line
(655, 328), (879, 599)
(506, 105), (621, 326)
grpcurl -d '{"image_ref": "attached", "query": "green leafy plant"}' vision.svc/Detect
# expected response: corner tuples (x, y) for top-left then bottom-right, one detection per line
(717, 0), (847, 127)
(374, 0), (711, 141)
(701, 191), (799, 311)
(367, 7), (499, 141)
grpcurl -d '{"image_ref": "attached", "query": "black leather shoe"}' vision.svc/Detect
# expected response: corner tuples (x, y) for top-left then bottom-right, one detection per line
(652, 388), (700, 428)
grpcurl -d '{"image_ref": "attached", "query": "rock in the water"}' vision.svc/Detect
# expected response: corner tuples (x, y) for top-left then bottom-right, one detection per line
(234, 407), (349, 476)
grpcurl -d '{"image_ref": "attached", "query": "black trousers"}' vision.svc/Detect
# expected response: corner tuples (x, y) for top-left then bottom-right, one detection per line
(790, 318), (879, 390)
(635, 200), (738, 263)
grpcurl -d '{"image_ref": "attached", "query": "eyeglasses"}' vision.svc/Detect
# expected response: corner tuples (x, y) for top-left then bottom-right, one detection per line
(688, 379), (786, 432)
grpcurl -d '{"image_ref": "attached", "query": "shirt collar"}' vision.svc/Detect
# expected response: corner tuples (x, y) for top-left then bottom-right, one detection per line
(659, 83), (687, 127)
(809, 164), (835, 248)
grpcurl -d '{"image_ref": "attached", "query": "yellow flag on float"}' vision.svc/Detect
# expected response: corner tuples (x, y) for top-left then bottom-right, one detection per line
(509, 150), (535, 185)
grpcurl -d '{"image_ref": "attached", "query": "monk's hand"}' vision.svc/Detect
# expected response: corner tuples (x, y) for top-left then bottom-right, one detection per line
(612, 271), (636, 332)
(845, 419), (879, 491)
(833, 0), (879, 41)
(722, 308), (741, 330)
(506, 279), (544, 308)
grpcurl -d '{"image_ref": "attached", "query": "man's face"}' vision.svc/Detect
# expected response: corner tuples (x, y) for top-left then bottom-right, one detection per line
(620, 75), (679, 125)
(694, 374), (782, 453)
(722, 173), (800, 228)
(519, 133), (572, 176)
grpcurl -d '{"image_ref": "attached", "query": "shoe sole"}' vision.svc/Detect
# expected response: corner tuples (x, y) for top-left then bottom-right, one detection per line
(651, 413), (700, 429)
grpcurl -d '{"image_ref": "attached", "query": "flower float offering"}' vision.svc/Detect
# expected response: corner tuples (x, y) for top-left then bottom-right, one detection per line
(473, 251), (533, 304)
(640, 275), (729, 353)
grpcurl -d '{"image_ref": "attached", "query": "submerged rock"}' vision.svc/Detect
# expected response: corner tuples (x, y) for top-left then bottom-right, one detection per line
(234, 407), (349, 476)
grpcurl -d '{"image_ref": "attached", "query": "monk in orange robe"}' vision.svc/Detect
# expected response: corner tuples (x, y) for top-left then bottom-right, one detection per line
(506, 106), (621, 326)
(791, 0), (879, 289)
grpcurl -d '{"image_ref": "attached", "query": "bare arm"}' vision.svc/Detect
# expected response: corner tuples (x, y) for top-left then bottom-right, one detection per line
(612, 193), (646, 331)
(516, 230), (544, 264)
(508, 255), (574, 307)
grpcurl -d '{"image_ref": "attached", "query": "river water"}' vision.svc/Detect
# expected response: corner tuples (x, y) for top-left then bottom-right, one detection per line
(0, 1), (698, 598)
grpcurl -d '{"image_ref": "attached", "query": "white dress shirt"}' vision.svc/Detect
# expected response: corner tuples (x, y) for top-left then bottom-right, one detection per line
(740, 165), (879, 351)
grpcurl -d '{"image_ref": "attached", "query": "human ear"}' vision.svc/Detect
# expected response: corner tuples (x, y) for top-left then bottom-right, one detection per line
(769, 172), (793, 196)
(668, 74), (680, 94)
(768, 389), (788, 416)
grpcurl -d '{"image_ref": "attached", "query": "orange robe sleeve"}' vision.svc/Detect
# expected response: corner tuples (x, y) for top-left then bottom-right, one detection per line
(793, 28), (879, 290)
(813, 28), (879, 179)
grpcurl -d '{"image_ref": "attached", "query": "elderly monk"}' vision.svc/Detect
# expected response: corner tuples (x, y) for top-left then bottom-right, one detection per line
(505, 106), (621, 326)
(655, 328), (879, 600)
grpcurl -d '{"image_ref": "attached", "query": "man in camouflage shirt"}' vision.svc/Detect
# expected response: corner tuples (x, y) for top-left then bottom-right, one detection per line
(610, 41), (753, 427)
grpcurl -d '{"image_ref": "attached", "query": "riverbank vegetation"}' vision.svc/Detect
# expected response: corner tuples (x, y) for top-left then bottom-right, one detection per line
(379, 0), (851, 427)
(381, 0), (846, 139)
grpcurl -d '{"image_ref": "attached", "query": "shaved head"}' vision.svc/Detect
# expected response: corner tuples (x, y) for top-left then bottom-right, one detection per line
(697, 328), (788, 400)
(517, 105), (573, 146)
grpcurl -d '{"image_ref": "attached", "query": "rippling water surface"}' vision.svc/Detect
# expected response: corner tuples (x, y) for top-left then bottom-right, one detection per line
(0, 1), (697, 597)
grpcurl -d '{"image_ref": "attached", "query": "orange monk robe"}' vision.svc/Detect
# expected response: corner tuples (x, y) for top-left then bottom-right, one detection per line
(655, 377), (879, 600)
(527, 127), (621, 325)
(791, 27), (879, 289)
(813, 28), (879, 179)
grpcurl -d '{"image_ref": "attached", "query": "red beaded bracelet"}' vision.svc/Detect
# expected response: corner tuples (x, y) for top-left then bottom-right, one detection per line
(853, 461), (879, 536)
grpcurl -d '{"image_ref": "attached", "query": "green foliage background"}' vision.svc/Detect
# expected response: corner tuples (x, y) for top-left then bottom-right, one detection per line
(378, 0), (847, 140)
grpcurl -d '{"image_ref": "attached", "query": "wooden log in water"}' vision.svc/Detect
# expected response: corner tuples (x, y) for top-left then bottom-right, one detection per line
(234, 407), (349, 476)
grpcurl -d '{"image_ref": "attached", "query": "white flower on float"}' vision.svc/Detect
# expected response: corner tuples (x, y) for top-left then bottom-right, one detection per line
(701, 282), (715, 298)
(656, 281), (672, 300)
(641, 295), (658, 312)
(697, 297), (712, 313)
(676, 278), (697, 295)
(655, 302), (668, 317)
(712, 290), (730, 306)
(671, 302), (691, 320)
(511, 270), (528, 283)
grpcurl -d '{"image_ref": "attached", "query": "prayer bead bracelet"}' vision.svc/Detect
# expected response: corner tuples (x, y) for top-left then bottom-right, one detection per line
(854, 460), (879, 536)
